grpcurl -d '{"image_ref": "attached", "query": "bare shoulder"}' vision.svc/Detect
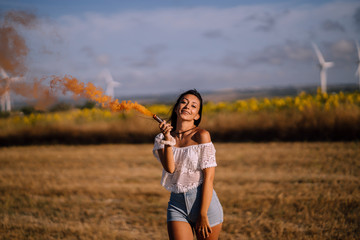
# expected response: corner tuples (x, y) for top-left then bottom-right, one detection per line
(194, 128), (211, 144)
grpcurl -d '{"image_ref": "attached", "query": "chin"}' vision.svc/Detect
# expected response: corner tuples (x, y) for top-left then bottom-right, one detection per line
(178, 116), (193, 121)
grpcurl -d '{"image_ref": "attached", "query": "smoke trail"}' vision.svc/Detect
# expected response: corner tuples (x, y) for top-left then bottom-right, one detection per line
(12, 78), (57, 110)
(50, 75), (153, 116)
(0, 10), (56, 110)
(0, 10), (36, 76)
(0, 10), (154, 116)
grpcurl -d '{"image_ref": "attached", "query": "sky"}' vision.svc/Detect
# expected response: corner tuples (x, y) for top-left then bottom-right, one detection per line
(1, 0), (360, 97)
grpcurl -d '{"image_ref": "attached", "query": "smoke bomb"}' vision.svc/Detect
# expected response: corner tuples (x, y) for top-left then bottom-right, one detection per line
(153, 114), (163, 123)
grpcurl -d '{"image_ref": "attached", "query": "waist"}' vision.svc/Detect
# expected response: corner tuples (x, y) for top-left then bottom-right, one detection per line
(171, 183), (203, 195)
(162, 170), (203, 193)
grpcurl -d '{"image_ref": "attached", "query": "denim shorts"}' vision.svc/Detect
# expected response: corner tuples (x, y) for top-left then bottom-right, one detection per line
(167, 185), (223, 227)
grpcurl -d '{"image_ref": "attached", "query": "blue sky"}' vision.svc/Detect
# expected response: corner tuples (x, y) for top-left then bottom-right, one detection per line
(1, 0), (360, 97)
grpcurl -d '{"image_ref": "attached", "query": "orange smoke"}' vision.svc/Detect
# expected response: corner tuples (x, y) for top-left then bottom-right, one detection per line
(12, 78), (57, 110)
(0, 11), (54, 110)
(0, 10), (154, 116)
(50, 76), (153, 116)
(0, 11), (36, 76)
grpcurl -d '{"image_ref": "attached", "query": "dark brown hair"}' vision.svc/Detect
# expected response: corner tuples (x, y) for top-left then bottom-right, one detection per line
(169, 89), (203, 131)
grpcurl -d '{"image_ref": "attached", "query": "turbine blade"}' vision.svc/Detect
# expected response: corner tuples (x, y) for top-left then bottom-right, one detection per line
(10, 77), (22, 82)
(312, 42), (325, 64)
(324, 62), (334, 69)
(0, 67), (9, 79)
(99, 68), (119, 85)
(356, 41), (360, 60)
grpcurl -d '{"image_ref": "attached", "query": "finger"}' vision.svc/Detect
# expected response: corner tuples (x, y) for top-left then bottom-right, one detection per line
(159, 120), (166, 128)
(161, 126), (166, 133)
(163, 126), (170, 133)
(165, 125), (173, 132)
(204, 228), (209, 238)
(160, 123), (171, 133)
(197, 228), (202, 238)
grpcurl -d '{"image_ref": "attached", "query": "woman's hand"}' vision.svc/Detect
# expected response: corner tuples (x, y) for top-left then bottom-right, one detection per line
(196, 214), (212, 239)
(159, 120), (173, 140)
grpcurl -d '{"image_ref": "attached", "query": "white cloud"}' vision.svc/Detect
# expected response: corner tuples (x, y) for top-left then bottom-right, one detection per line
(331, 39), (355, 59)
(96, 54), (110, 65)
(23, 1), (360, 94)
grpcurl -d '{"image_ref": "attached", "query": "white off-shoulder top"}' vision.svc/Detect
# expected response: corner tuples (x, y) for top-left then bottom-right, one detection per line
(153, 133), (217, 193)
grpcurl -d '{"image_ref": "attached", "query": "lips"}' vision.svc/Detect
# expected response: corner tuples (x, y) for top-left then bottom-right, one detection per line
(181, 110), (190, 115)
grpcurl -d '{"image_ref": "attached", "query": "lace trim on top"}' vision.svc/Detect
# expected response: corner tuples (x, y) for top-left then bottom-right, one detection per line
(153, 133), (217, 193)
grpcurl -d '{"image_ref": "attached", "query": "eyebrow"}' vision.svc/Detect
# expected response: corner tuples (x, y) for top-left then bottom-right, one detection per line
(182, 97), (198, 105)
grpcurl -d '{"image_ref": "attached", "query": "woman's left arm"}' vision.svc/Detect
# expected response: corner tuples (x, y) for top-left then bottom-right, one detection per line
(196, 167), (215, 238)
(195, 129), (216, 238)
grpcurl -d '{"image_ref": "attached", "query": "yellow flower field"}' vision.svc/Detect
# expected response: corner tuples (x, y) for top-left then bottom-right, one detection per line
(1, 89), (359, 128)
(0, 89), (359, 144)
(203, 89), (360, 113)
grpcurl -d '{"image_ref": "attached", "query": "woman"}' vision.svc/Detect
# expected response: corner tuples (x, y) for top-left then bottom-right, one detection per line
(153, 89), (223, 240)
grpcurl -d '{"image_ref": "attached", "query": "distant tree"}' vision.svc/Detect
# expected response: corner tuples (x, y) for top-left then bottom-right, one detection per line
(20, 106), (36, 115)
(50, 103), (73, 112)
(0, 111), (10, 118)
(80, 101), (96, 110)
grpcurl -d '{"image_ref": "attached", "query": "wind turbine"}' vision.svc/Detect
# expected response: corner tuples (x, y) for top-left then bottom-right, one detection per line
(312, 43), (334, 94)
(0, 67), (22, 112)
(98, 69), (121, 98)
(355, 41), (360, 90)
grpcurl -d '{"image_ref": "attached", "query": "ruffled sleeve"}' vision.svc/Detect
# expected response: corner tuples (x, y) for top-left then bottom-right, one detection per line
(153, 133), (165, 161)
(199, 143), (217, 169)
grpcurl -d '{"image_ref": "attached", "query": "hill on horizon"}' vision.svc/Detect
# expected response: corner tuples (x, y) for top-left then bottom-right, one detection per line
(11, 83), (359, 110)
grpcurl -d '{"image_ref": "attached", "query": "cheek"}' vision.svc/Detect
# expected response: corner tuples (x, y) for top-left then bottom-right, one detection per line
(177, 105), (182, 112)
(192, 107), (199, 114)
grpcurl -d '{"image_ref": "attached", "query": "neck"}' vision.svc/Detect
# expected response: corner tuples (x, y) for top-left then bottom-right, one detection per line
(175, 120), (196, 134)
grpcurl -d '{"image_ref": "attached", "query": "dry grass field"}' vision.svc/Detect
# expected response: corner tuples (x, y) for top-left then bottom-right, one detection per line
(0, 142), (359, 239)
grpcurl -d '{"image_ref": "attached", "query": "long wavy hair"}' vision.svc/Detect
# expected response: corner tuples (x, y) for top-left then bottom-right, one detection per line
(169, 89), (203, 131)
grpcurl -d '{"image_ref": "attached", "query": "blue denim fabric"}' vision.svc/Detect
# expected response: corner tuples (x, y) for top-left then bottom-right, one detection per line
(167, 185), (223, 227)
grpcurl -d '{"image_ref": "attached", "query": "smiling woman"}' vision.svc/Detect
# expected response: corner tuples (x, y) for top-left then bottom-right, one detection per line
(153, 89), (223, 240)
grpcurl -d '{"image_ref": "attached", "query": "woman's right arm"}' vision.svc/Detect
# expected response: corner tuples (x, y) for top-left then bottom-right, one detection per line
(157, 145), (175, 173)
(157, 121), (175, 173)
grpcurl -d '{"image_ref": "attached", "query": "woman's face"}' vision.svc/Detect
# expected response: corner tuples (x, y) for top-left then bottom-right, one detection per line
(176, 94), (200, 123)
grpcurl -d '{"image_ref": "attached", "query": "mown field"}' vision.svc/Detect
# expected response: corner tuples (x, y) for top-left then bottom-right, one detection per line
(1, 142), (359, 239)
